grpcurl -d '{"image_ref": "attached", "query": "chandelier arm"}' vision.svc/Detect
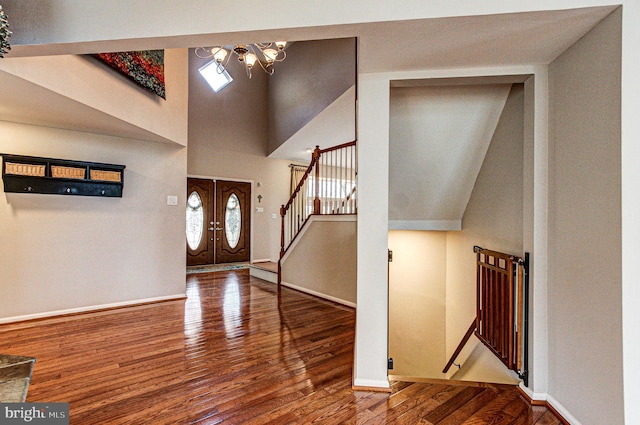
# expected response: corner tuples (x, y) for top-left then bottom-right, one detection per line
(219, 50), (232, 73)
(194, 47), (213, 59)
(254, 59), (275, 75)
(250, 44), (277, 67)
(246, 44), (277, 75)
(216, 60), (227, 74)
(246, 44), (266, 60)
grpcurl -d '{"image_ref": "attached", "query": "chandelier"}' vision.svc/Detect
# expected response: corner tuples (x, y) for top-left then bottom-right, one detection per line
(0, 4), (11, 58)
(195, 41), (287, 79)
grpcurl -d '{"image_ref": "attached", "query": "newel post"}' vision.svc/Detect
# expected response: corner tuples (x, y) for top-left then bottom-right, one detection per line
(313, 145), (321, 214)
(279, 204), (286, 259)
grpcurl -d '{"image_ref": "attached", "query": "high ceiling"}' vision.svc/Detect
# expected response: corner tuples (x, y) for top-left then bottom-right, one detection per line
(0, 6), (617, 146)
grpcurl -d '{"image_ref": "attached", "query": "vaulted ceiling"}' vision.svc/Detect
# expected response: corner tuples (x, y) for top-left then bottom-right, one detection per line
(0, 5), (616, 151)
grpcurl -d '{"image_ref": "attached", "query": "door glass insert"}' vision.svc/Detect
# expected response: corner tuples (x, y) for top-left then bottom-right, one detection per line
(186, 191), (204, 250)
(225, 193), (241, 249)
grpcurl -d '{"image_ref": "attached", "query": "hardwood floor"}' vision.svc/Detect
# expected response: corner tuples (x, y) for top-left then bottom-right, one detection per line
(0, 270), (560, 424)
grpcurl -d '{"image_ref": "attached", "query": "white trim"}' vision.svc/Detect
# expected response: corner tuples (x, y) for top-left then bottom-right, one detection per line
(251, 258), (273, 263)
(356, 64), (547, 401)
(0, 294), (186, 324)
(547, 394), (583, 425)
(249, 267), (278, 284)
(518, 382), (546, 402)
(281, 214), (357, 264)
(518, 383), (581, 425)
(281, 280), (357, 308)
(352, 378), (390, 389)
(186, 174), (253, 184)
(388, 220), (461, 231)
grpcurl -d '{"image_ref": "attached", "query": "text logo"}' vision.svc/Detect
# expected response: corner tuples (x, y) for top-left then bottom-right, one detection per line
(0, 403), (68, 425)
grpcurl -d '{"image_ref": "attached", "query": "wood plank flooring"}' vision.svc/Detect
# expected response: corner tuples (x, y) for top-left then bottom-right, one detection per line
(0, 270), (560, 424)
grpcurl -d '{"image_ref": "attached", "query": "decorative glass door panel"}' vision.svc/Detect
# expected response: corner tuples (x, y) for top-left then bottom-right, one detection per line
(215, 181), (251, 263)
(186, 191), (204, 251)
(224, 193), (241, 249)
(186, 178), (250, 266)
(186, 178), (214, 266)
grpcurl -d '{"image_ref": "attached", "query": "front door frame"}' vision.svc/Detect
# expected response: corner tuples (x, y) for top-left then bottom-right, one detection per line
(187, 174), (254, 265)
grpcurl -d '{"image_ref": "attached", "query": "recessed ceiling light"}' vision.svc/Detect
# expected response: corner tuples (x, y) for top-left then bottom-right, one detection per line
(198, 60), (233, 92)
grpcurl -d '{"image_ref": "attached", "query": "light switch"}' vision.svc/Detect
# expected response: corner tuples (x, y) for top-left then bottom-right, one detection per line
(272, 213), (277, 219)
(256, 207), (264, 213)
(167, 195), (178, 206)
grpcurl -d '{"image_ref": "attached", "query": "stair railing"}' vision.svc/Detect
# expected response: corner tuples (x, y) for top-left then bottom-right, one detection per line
(279, 141), (357, 265)
(442, 246), (529, 384)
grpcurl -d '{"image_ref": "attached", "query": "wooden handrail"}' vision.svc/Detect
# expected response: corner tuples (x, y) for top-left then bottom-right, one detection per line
(282, 141), (357, 212)
(283, 154), (317, 212)
(318, 140), (357, 154)
(334, 184), (357, 214)
(278, 140), (357, 282)
(442, 319), (476, 374)
(279, 141), (357, 265)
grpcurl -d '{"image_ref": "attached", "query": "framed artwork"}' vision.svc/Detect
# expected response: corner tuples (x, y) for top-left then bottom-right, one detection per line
(94, 50), (166, 99)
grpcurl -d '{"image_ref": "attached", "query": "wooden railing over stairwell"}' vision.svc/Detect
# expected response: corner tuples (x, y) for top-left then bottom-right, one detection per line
(443, 246), (529, 385)
(475, 246), (527, 375)
(279, 141), (357, 282)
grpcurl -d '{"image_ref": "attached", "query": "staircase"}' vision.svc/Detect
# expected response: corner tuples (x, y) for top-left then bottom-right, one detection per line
(249, 141), (357, 289)
(278, 141), (357, 281)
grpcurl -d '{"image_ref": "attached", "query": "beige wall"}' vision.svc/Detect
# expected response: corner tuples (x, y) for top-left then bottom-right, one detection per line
(387, 84), (524, 384)
(188, 50), (293, 262)
(388, 230), (446, 377)
(388, 84), (511, 229)
(547, 9), (623, 425)
(1, 2), (637, 421)
(0, 50), (189, 146)
(0, 121), (187, 320)
(281, 217), (356, 305)
(0, 49), (189, 321)
(445, 84), (524, 384)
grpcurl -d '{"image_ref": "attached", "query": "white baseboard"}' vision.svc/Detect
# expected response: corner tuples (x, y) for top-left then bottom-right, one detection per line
(281, 280), (356, 308)
(353, 378), (390, 389)
(547, 394), (582, 425)
(0, 294), (186, 324)
(518, 382), (581, 425)
(518, 382), (546, 402)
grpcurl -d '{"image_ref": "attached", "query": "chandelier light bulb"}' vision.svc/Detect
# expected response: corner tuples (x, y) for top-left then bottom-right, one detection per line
(212, 47), (228, 63)
(263, 49), (278, 64)
(275, 41), (287, 50)
(244, 53), (258, 68)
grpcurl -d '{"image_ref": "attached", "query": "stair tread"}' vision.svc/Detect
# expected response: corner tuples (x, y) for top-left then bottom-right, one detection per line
(250, 262), (278, 273)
